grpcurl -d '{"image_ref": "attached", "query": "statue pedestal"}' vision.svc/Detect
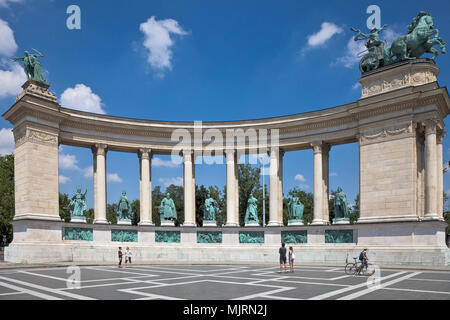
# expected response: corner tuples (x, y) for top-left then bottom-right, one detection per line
(245, 221), (260, 227)
(333, 218), (350, 225)
(118, 220), (131, 225)
(70, 216), (86, 223)
(288, 219), (304, 226)
(203, 220), (217, 227)
(160, 220), (175, 227)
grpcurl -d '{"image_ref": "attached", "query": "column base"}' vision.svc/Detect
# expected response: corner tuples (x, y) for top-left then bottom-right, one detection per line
(138, 221), (154, 226)
(93, 219), (109, 224)
(245, 221), (260, 227)
(423, 213), (441, 221)
(117, 220), (132, 225)
(224, 223), (239, 227)
(202, 220), (218, 227)
(310, 219), (327, 225)
(182, 222), (196, 227)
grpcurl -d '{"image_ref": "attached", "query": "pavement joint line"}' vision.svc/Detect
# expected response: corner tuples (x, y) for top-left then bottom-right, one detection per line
(57, 280), (144, 290)
(85, 266), (159, 277)
(382, 287), (450, 295)
(231, 287), (296, 300)
(0, 281), (62, 300)
(307, 271), (407, 300)
(408, 278), (450, 282)
(0, 275), (96, 300)
(337, 272), (421, 300)
(260, 278), (351, 287)
(0, 291), (23, 296)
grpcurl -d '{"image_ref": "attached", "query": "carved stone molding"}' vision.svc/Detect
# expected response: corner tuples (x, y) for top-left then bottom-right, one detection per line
(16, 79), (58, 103)
(360, 122), (414, 144)
(15, 128), (58, 148)
(138, 148), (152, 160)
(92, 143), (108, 156)
(359, 61), (439, 98)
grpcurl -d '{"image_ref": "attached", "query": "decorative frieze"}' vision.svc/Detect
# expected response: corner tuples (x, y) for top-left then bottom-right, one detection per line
(281, 231), (307, 244)
(325, 230), (353, 243)
(14, 128), (58, 148)
(197, 231), (222, 243)
(111, 230), (138, 242)
(64, 228), (93, 241)
(155, 231), (180, 243)
(239, 231), (264, 244)
(359, 122), (414, 144)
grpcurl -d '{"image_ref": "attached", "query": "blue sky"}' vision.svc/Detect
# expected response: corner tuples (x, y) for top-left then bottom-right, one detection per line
(0, 0), (450, 209)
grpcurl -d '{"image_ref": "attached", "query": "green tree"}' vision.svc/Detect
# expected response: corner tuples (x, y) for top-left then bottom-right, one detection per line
(349, 193), (360, 224)
(85, 208), (94, 224)
(195, 185), (209, 226)
(59, 193), (71, 222)
(0, 154), (14, 244)
(152, 186), (164, 226)
(287, 187), (314, 225)
(106, 203), (118, 224)
(131, 200), (140, 226)
(238, 164), (264, 226)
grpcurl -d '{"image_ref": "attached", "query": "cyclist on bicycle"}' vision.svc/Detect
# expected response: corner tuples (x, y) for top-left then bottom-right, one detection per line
(358, 247), (368, 275)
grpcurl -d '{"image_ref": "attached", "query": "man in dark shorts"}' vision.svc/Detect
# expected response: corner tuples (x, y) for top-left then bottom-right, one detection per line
(279, 243), (287, 273)
(118, 246), (123, 268)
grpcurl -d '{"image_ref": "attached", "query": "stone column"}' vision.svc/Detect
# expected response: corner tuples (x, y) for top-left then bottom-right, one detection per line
(311, 141), (325, 225)
(437, 130), (445, 219)
(424, 120), (439, 220)
(93, 143), (108, 224)
(139, 148), (153, 226)
(192, 158), (196, 222)
(225, 149), (238, 226)
(416, 129), (425, 218)
(278, 150), (285, 224)
(268, 147), (281, 226)
(322, 144), (331, 224)
(183, 150), (195, 226)
(234, 152), (239, 222)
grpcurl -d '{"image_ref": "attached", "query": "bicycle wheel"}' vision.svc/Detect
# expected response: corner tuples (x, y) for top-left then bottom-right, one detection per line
(345, 263), (355, 275)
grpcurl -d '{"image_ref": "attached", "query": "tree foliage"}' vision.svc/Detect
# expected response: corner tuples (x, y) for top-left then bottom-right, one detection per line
(0, 155), (14, 244)
(106, 203), (118, 224)
(287, 187), (314, 225)
(59, 193), (71, 222)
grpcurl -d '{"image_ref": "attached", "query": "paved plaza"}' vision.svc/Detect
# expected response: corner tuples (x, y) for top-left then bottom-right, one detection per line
(0, 264), (448, 300)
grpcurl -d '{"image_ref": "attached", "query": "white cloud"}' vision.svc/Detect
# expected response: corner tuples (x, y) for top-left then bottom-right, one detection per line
(307, 22), (343, 48)
(383, 29), (400, 46)
(352, 83), (361, 90)
(60, 84), (106, 114)
(83, 165), (93, 178)
(139, 16), (188, 75)
(59, 175), (71, 184)
(0, 128), (14, 155)
(107, 173), (123, 183)
(0, 0), (24, 8)
(336, 37), (367, 68)
(0, 19), (18, 56)
(0, 60), (26, 98)
(59, 153), (81, 171)
(159, 177), (183, 187)
(298, 184), (310, 190)
(294, 174), (306, 182)
(330, 172), (338, 177)
(153, 157), (181, 168)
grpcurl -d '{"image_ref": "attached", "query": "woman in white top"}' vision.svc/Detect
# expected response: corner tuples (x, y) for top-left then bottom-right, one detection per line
(124, 247), (132, 267)
(288, 246), (295, 273)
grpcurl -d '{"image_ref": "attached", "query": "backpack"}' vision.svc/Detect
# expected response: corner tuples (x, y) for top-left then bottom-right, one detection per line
(359, 251), (364, 260)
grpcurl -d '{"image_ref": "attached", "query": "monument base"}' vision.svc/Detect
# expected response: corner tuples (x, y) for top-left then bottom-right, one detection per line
(202, 220), (217, 227)
(288, 220), (304, 226)
(118, 220), (132, 225)
(160, 220), (175, 227)
(70, 216), (86, 223)
(244, 221), (260, 227)
(5, 219), (449, 267)
(333, 218), (350, 225)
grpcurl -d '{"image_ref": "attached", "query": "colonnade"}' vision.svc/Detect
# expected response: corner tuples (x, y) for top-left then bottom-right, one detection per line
(88, 121), (444, 227)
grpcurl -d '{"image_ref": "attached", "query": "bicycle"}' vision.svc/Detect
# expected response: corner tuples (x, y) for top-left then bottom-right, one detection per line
(344, 253), (375, 276)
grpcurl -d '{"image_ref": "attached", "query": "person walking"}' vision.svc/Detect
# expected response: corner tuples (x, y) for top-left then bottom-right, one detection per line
(118, 247), (123, 268)
(279, 243), (287, 273)
(288, 246), (295, 273)
(124, 247), (132, 268)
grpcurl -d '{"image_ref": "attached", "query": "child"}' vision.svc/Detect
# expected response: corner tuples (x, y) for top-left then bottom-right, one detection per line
(124, 247), (132, 267)
(118, 247), (123, 268)
(288, 246), (295, 273)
